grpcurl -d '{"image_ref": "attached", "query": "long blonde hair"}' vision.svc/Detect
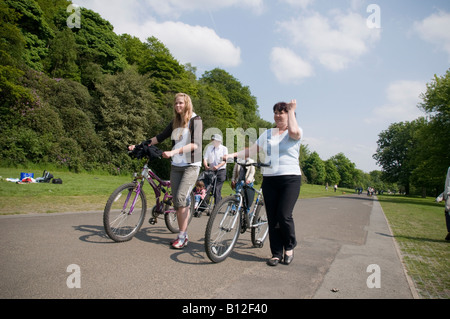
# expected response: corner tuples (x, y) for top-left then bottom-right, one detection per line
(173, 93), (193, 130)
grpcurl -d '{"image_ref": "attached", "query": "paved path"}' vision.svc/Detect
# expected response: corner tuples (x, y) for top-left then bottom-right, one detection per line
(0, 195), (417, 299)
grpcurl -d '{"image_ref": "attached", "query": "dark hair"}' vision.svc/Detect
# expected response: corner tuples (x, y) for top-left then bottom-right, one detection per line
(273, 102), (288, 113)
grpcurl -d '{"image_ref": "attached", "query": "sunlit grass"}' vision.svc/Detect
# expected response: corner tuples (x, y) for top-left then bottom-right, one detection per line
(378, 194), (449, 299)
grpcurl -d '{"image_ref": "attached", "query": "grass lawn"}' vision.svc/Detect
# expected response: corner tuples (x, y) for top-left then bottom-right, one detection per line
(377, 194), (450, 299)
(0, 167), (354, 214)
(0, 168), (132, 214)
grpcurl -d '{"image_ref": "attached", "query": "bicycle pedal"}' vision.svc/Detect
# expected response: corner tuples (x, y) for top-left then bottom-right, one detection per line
(149, 217), (157, 225)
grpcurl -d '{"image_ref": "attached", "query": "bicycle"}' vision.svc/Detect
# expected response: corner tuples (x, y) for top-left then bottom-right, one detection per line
(103, 144), (194, 242)
(193, 169), (218, 217)
(204, 159), (270, 263)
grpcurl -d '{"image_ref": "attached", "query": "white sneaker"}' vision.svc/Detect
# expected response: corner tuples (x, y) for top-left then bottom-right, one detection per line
(171, 236), (188, 249)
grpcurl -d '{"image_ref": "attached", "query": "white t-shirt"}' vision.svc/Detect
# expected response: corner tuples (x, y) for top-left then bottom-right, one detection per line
(171, 113), (201, 167)
(256, 128), (302, 176)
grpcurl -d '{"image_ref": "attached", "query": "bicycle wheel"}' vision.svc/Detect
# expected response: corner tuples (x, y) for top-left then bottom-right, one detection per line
(251, 199), (269, 247)
(204, 196), (241, 263)
(164, 192), (195, 233)
(103, 182), (147, 242)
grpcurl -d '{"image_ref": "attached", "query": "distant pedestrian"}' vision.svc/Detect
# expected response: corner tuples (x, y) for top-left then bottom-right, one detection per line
(436, 166), (450, 241)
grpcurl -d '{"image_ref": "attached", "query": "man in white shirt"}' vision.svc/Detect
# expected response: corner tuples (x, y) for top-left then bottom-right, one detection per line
(203, 134), (228, 205)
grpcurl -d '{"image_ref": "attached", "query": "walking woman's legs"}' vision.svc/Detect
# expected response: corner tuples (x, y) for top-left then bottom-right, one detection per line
(276, 176), (301, 253)
(262, 175), (301, 259)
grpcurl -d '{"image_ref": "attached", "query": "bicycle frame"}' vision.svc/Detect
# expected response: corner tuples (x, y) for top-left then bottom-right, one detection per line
(233, 181), (263, 228)
(134, 163), (174, 216)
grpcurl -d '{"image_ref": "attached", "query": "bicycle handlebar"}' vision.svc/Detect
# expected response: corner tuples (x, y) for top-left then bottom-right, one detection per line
(224, 157), (271, 168)
(128, 142), (162, 160)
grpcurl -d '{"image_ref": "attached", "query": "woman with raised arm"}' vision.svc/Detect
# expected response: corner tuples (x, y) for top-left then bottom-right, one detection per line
(129, 93), (202, 249)
(224, 99), (302, 266)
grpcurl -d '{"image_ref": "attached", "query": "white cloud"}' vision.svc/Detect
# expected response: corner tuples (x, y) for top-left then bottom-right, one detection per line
(270, 47), (314, 83)
(367, 80), (426, 124)
(138, 20), (242, 67)
(278, 11), (381, 71)
(414, 11), (450, 61)
(73, 0), (242, 68)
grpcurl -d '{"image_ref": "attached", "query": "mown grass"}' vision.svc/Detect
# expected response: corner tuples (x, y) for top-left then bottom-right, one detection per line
(377, 194), (450, 299)
(0, 167), (131, 214)
(0, 167), (354, 214)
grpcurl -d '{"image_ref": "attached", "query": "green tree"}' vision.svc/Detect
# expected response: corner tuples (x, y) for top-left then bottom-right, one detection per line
(54, 8), (128, 75)
(303, 151), (326, 185)
(94, 67), (159, 156)
(373, 121), (423, 195)
(139, 36), (196, 99)
(5, 0), (54, 71)
(45, 28), (80, 81)
(330, 153), (357, 188)
(0, 1), (32, 128)
(413, 69), (450, 195)
(324, 159), (340, 186)
(200, 68), (263, 129)
(195, 84), (238, 134)
(35, 0), (71, 31)
(120, 34), (149, 66)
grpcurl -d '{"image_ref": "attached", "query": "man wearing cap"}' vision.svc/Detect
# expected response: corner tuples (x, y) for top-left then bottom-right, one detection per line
(203, 134), (228, 205)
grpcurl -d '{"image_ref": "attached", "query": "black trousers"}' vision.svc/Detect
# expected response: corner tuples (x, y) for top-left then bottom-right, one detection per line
(213, 169), (227, 205)
(262, 175), (301, 259)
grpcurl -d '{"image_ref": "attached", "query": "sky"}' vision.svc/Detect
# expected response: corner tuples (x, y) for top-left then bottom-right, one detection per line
(72, 0), (450, 172)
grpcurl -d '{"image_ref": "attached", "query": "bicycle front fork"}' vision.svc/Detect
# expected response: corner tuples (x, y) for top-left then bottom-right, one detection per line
(125, 182), (142, 215)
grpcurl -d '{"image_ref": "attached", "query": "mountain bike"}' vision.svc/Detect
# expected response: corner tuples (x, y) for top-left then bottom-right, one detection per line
(103, 144), (194, 242)
(204, 159), (270, 263)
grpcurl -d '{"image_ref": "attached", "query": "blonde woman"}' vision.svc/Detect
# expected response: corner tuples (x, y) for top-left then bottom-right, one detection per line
(129, 93), (202, 249)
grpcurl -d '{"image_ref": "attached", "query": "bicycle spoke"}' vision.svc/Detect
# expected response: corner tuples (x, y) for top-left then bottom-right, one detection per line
(205, 197), (240, 262)
(109, 211), (131, 236)
(251, 200), (269, 247)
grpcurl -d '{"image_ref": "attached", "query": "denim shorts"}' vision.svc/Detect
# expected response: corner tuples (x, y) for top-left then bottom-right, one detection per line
(170, 165), (200, 208)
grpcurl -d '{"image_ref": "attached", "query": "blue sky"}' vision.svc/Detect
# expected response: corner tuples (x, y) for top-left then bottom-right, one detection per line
(73, 0), (450, 172)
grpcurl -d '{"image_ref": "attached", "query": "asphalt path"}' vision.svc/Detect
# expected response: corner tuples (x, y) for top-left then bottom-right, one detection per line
(0, 194), (417, 300)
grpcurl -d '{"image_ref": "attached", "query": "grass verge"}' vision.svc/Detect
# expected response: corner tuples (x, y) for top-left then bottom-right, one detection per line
(377, 194), (449, 299)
